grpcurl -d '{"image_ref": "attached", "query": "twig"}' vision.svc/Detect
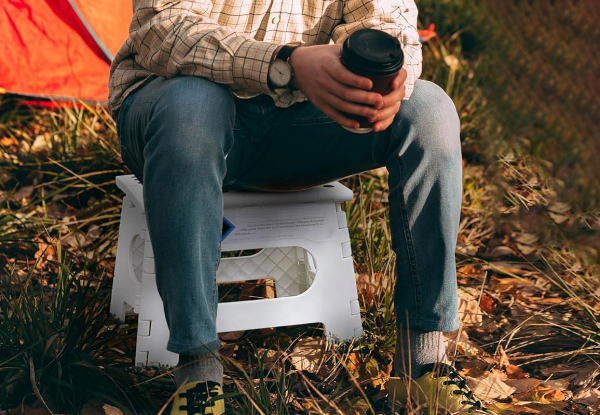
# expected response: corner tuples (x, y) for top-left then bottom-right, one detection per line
(283, 354), (346, 415)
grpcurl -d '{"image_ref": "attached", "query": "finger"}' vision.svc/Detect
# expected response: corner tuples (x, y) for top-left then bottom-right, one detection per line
(382, 82), (406, 107)
(372, 115), (396, 133)
(326, 61), (373, 90)
(369, 85), (404, 123)
(392, 69), (408, 89)
(326, 92), (378, 119)
(328, 82), (384, 108)
(375, 101), (401, 122)
(317, 101), (361, 130)
(389, 70), (407, 93)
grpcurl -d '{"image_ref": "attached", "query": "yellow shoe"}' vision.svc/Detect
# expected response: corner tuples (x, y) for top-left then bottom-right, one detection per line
(386, 363), (497, 414)
(170, 381), (225, 415)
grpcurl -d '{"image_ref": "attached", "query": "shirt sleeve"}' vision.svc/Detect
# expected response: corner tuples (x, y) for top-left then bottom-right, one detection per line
(127, 0), (279, 95)
(331, 0), (422, 99)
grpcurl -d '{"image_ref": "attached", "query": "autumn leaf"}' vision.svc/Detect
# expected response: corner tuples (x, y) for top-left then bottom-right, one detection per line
(0, 137), (17, 146)
(514, 387), (565, 404)
(506, 364), (525, 379)
(467, 371), (517, 400)
(479, 295), (494, 312)
(289, 337), (325, 374)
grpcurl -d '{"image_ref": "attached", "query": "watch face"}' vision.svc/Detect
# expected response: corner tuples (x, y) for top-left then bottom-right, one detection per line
(269, 59), (292, 87)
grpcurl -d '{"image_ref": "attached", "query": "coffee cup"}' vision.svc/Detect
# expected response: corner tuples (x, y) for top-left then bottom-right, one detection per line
(340, 29), (404, 133)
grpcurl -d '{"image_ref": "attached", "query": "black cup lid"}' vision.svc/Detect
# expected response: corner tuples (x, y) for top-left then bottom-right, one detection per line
(341, 29), (404, 77)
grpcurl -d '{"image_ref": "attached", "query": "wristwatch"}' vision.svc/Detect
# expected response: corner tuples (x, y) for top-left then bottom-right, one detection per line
(267, 43), (301, 91)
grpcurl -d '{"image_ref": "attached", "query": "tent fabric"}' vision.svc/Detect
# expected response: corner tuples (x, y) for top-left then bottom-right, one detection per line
(0, 0), (132, 102)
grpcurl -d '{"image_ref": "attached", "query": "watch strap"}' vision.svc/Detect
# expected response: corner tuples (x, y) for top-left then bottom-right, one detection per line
(276, 43), (301, 62)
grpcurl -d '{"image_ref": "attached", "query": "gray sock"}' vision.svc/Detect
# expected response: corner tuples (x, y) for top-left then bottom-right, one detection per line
(174, 353), (224, 388)
(394, 327), (446, 380)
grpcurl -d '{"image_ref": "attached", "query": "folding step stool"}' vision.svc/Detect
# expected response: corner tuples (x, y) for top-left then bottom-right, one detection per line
(110, 175), (363, 366)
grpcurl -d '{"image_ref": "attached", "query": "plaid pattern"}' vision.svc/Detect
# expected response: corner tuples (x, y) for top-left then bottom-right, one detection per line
(108, 0), (422, 116)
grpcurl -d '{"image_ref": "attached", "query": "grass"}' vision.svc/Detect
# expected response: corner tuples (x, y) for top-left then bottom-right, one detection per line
(1, 0), (599, 413)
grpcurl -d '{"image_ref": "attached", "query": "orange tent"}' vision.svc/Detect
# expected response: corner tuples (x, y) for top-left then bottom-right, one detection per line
(0, 1), (132, 103)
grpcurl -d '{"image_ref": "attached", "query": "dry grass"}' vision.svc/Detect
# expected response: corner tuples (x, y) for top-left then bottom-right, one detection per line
(1, 0), (599, 414)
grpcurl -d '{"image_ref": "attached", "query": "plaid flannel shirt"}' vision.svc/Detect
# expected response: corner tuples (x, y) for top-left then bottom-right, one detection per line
(108, 0), (422, 116)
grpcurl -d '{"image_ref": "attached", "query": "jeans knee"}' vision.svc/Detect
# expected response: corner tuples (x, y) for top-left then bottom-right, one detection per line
(392, 80), (461, 165)
(149, 77), (236, 167)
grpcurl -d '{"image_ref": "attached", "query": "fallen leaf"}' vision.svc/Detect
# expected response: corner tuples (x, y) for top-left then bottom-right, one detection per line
(447, 330), (483, 357)
(539, 362), (599, 388)
(0, 137), (17, 146)
(573, 387), (600, 407)
(506, 364), (525, 379)
(479, 295), (494, 312)
(256, 348), (283, 368)
(489, 246), (516, 258)
(12, 185), (34, 202)
(458, 288), (483, 326)
(371, 364), (393, 389)
(516, 243), (536, 255)
(520, 402), (569, 415)
(487, 402), (532, 415)
(548, 212), (569, 224)
(525, 296), (564, 305)
(542, 378), (569, 391)
(356, 356), (379, 381)
(457, 265), (486, 279)
(547, 202), (571, 214)
(467, 371), (517, 400)
(103, 404), (125, 415)
(35, 241), (56, 262)
(219, 330), (245, 341)
(513, 233), (539, 245)
(515, 387), (565, 404)
(30, 135), (48, 154)
(347, 352), (360, 373)
(488, 262), (535, 276)
(88, 224), (102, 240)
(289, 337), (325, 374)
(506, 378), (541, 394)
(459, 358), (491, 377)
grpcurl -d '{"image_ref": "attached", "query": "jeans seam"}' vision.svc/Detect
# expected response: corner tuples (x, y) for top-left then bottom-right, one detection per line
(211, 245), (220, 321)
(395, 156), (422, 328)
(289, 117), (334, 126)
(212, 173), (229, 321)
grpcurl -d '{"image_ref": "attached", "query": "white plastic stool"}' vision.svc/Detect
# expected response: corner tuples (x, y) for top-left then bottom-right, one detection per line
(110, 175), (363, 366)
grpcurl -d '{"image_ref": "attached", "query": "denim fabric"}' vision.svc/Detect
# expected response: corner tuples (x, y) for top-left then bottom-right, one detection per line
(116, 76), (462, 356)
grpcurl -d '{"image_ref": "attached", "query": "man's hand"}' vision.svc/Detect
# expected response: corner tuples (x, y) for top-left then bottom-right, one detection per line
(289, 44), (385, 130)
(370, 69), (407, 132)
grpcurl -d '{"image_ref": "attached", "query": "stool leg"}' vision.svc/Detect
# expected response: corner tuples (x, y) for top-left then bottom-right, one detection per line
(136, 273), (179, 367)
(110, 196), (145, 320)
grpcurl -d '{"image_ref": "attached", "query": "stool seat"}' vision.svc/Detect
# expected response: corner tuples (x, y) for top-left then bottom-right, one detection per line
(110, 175), (363, 366)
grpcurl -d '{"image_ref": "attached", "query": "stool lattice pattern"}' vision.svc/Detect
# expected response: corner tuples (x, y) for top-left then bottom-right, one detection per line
(217, 246), (316, 297)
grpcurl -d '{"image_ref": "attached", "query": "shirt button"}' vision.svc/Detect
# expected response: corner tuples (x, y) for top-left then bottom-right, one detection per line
(271, 16), (279, 24)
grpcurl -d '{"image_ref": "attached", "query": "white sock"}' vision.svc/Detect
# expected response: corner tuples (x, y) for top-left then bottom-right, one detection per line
(394, 327), (446, 379)
(174, 353), (223, 388)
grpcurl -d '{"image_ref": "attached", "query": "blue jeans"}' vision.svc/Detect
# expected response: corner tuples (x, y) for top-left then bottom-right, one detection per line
(116, 76), (462, 356)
